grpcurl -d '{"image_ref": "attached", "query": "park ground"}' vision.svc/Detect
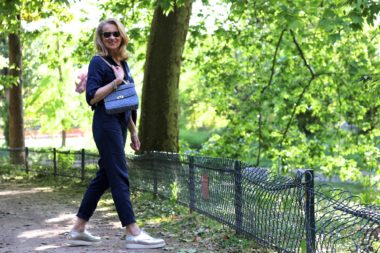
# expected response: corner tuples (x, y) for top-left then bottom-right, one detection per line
(0, 174), (270, 253)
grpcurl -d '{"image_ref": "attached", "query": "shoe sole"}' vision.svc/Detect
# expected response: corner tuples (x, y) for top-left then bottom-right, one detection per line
(68, 240), (101, 246)
(126, 242), (166, 249)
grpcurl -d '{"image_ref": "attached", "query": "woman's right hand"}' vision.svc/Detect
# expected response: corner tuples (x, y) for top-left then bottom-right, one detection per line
(130, 134), (141, 151)
(112, 65), (124, 85)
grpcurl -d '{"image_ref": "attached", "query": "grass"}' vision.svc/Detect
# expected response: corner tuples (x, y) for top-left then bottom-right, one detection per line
(316, 180), (380, 205)
(180, 128), (211, 150)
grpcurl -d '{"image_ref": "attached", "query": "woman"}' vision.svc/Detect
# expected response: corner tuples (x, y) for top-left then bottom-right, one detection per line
(68, 18), (165, 250)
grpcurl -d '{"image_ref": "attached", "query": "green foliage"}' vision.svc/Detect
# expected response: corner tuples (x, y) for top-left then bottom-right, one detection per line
(19, 3), (95, 141)
(128, 191), (270, 252)
(0, 0), (70, 33)
(170, 181), (179, 203)
(179, 128), (211, 150)
(57, 152), (75, 171)
(156, 0), (193, 15)
(178, 0), (380, 189)
(1, 0), (379, 190)
(318, 180), (380, 205)
(0, 0), (89, 147)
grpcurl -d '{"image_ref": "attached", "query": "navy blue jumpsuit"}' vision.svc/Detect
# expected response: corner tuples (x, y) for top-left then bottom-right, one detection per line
(77, 55), (136, 227)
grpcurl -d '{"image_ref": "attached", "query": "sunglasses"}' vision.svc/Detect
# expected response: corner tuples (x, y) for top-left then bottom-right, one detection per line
(102, 31), (120, 38)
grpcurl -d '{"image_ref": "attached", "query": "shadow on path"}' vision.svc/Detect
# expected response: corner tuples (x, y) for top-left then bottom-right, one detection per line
(0, 183), (164, 253)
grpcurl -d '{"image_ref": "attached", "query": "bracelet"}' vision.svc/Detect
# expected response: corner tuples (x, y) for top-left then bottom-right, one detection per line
(112, 80), (117, 90)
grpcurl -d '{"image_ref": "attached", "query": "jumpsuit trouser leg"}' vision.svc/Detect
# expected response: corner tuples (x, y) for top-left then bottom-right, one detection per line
(77, 110), (136, 227)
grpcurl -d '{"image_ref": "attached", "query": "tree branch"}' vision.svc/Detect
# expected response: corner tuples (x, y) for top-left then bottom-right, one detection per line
(279, 77), (314, 147)
(279, 30), (316, 149)
(261, 29), (286, 94)
(290, 29), (316, 78)
(256, 29), (286, 166)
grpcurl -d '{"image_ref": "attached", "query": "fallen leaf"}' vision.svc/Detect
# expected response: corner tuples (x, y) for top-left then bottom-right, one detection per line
(193, 236), (202, 242)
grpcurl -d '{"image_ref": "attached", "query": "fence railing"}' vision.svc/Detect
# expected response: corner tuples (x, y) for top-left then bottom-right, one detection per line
(0, 147), (379, 253)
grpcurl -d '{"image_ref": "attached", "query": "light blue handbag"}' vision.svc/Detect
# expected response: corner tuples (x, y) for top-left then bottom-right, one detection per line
(98, 56), (139, 114)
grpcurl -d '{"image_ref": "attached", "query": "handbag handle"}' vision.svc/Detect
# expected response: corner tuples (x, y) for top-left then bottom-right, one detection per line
(97, 55), (130, 85)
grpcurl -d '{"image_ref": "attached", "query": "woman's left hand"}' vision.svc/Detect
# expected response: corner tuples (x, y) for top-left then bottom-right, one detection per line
(130, 134), (141, 151)
(112, 65), (124, 85)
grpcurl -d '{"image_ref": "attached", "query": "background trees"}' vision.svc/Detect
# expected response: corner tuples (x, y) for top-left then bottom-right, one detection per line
(185, 1), (380, 190)
(1, 0), (27, 163)
(0, 0), (379, 189)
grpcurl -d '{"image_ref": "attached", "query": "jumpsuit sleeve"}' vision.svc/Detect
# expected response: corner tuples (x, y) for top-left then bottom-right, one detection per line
(86, 56), (105, 106)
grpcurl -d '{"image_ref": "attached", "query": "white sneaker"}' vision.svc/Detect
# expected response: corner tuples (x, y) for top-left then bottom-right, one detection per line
(68, 229), (101, 246)
(125, 230), (166, 249)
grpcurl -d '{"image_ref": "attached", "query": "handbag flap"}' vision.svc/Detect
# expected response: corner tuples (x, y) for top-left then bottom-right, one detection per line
(104, 83), (137, 102)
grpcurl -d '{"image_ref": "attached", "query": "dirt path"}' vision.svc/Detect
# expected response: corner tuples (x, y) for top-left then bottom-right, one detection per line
(0, 183), (165, 253)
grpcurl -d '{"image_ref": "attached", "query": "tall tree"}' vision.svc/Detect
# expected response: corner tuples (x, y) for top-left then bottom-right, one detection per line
(1, 0), (77, 152)
(139, 0), (193, 152)
(1, 2), (27, 158)
(7, 9), (25, 163)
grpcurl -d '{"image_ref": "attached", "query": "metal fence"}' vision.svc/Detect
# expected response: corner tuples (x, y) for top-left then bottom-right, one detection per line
(0, 147), (99, 180)
(0, 148), (379, 252)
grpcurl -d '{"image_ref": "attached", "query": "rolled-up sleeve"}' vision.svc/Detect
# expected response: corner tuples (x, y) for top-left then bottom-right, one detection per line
(86, 57), (104, 106)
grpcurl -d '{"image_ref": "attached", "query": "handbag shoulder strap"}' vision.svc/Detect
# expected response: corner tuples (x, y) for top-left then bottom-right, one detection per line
(96, 55), (129, 85)
(97, 55), (113, 68)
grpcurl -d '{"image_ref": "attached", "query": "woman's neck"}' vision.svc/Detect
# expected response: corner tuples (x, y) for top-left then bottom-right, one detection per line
(109, 50), (119, 61)
(110, 54), (121, 65)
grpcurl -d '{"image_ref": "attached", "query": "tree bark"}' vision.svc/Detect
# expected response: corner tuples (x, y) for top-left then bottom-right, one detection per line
(8, 32), (25, 164)
(0, 37), (10, 146)
(139, 1), (192, 153)
(61, 130), (66, 147)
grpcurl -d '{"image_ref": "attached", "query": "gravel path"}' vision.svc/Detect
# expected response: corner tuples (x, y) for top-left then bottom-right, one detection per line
(0, 183), (165, 253)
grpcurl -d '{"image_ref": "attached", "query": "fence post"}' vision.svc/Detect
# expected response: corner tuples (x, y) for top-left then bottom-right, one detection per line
(304, 169), (316, 253)
(24, 147), (29, 173)
(81, 149), (85, 181)
(53, 148), (57, 178)
(189, 156), (195, 213)
(234, 160), (243, 233)
(152, 151), (158, 198)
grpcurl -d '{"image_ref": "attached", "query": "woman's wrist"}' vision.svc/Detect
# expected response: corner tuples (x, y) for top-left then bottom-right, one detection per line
(111, 80), (117, 90)
(115, 78), (123, 85)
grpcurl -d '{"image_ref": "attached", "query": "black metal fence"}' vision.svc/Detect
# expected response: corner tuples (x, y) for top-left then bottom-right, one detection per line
(0, 147), (379, 252)
(0, 147), (99, 180)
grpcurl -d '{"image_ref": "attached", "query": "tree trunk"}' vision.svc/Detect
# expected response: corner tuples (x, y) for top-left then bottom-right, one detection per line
(57, 39), (66, 148)
(61, 130), (66, 147)
(139, 1), (192, 152)
(3, 88), (10, 147)
(8, 32), (25, 164)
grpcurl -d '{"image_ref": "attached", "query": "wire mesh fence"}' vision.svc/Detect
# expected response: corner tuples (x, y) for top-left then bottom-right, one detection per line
(0, 148), (379, 252)
(0, 147), (99, 179)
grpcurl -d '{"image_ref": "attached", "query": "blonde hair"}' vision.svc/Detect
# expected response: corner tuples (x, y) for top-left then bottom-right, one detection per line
(95, 18), (129, 61)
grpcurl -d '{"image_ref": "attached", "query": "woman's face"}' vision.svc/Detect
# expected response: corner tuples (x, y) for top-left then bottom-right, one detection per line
(101, 23), (121, 54)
